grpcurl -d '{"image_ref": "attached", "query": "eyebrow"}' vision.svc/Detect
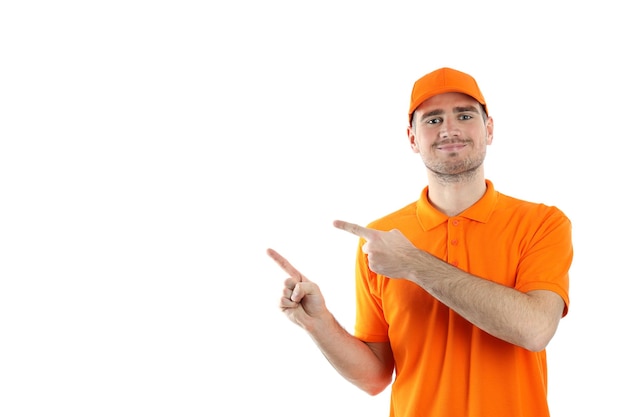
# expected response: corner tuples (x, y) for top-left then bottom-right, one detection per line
(420, 105), (480, 122)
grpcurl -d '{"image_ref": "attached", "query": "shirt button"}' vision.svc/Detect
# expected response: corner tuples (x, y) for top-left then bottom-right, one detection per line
(451, 239), (458, 245)
(452, 220), (459, 226)
(451, 260), (459, 267)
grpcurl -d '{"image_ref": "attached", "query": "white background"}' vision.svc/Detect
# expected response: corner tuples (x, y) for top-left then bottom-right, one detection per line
(1, 1), (623, 416)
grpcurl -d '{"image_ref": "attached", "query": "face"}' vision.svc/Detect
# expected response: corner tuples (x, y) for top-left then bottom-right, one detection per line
(408, 92), (493, 179)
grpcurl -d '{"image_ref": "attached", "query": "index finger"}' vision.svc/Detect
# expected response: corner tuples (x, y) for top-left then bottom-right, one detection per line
(266, 248), (306, 282)
(333, 220), (377, 240)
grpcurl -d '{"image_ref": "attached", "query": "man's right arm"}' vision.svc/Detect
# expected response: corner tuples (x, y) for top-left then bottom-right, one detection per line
(306, 310), (394, 395)
(268, 248), (394, 395)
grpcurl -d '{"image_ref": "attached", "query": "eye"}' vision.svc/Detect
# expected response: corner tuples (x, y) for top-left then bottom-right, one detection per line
(426, 117), (442, 125)
(459, 114), (473, 121)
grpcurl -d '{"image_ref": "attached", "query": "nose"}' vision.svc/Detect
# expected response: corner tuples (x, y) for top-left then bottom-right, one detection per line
(439, 118), (461, 139)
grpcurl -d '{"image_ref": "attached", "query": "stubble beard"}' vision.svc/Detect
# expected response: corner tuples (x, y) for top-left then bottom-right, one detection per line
(423, 145), (487, 185)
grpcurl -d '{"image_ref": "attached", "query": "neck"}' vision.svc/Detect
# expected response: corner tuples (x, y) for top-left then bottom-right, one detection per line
(425, 169), (487, 217)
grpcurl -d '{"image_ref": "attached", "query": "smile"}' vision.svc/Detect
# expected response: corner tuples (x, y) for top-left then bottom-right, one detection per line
(436, 143), (468, 152)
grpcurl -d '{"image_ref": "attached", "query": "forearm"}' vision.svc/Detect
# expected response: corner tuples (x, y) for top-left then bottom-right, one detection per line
(407, 253), (563, 351)
(304, 311), (393, 395)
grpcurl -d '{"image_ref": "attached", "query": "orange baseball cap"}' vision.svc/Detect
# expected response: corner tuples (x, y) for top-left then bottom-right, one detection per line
(408, 67), (488, 124)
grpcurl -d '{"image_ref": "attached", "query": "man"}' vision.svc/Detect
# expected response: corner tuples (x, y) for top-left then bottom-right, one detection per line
(267, 67), (572, 417)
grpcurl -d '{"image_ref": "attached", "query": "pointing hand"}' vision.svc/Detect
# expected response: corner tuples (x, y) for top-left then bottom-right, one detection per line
(333, 220), (421, 279)
(267, 248), (328, 327)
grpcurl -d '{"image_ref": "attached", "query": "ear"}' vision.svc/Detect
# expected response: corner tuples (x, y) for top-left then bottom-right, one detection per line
(407, 126), (420, 153)
(485, 116), (494, 145)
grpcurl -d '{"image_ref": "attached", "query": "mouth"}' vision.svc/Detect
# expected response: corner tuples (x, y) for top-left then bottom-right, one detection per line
(436, 142), (468, 152)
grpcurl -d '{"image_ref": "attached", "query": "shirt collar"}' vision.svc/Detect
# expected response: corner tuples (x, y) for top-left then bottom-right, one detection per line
(416, 180), (498, 231)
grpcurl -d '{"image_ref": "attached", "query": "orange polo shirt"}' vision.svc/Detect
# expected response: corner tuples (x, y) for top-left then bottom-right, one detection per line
(353, 180), (572, 417)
